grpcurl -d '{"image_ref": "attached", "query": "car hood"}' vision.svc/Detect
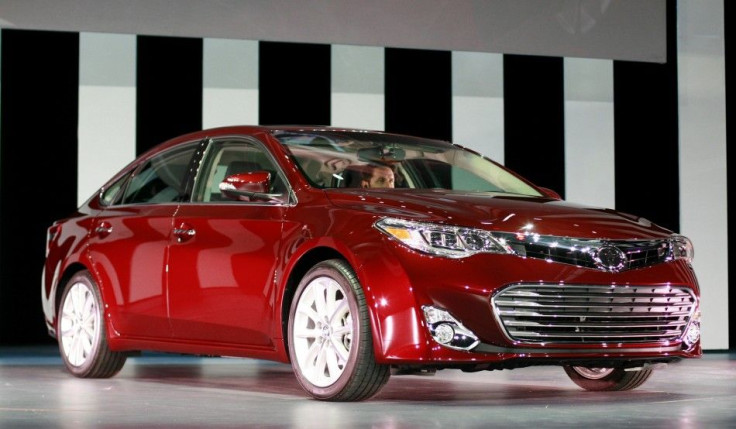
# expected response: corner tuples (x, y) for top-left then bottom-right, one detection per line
(324, 189), (673, 240)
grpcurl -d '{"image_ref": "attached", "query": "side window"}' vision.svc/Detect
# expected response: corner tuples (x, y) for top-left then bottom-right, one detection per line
(100, 171), (133, 206)
(193, 139), (288, 203)
(121, 144), (197, 205)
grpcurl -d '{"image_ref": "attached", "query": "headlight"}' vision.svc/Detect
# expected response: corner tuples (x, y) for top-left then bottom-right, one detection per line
(670, 235), (694, 263)
(374, 217), (513, 258)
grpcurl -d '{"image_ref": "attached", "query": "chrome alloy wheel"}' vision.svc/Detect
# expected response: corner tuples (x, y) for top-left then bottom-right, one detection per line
(292, 275), (353, 388)
(571, 366), (615, 379)
(59, 281), (100, 368)
(564, 364), (653, 391)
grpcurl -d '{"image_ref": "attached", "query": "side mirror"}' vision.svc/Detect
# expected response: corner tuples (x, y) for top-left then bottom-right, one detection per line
(219, 171), (271, 201)
(538, 187), (562, 200)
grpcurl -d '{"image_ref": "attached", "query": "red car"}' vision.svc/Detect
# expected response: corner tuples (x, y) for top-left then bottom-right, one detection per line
(42, 126), (701, 401)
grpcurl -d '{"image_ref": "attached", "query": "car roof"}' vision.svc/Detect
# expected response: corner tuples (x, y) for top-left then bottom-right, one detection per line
(160, 125), (424, 145)
(142, 125), (433, 159)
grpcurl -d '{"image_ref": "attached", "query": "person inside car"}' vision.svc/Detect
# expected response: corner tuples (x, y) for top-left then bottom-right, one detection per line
(360, 163), (395, 189)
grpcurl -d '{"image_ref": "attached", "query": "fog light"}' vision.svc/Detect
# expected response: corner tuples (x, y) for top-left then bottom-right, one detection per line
(433, 323), (455, 345)
(683, 310), (701, 349)
(685, 323), (700, 346)
(421, 305), (480, 351)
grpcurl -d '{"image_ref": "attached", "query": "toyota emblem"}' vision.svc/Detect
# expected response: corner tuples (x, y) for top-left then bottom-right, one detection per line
(594, 246), (627, 272)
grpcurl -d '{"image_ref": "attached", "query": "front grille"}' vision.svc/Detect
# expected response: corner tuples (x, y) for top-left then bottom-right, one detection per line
(621, 241), (671, 270)
(491, 284), (696, 344)
(496, 233), (672, 272)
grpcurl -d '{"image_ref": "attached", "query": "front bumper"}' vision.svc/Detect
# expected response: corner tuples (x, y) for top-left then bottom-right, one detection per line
(357, 240), (702, 365)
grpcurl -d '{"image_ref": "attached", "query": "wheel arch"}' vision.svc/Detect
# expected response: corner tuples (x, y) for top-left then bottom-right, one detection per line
(52, 262), (118, 343)
(278, 237), (429, 365)
(54, 262), (90, 314)
(280, 246), (347, 360)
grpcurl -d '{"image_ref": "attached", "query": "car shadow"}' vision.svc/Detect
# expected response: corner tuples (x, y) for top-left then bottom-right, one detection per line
(124, 359), (695, 405)
(129, 360), (307, 398)
(375, 375), (692, 405)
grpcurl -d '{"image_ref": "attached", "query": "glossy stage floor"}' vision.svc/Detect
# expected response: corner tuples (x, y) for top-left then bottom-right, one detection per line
(1, 347), (734, 428)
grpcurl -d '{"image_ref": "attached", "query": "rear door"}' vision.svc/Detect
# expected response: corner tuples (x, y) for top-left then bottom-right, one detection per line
(87, 142), (201, 340)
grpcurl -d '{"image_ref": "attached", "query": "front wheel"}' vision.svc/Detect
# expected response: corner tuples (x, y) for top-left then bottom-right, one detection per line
(57, 271), (127, 378)
(288, 259), (390, 401)
(563, 366), (653, 391)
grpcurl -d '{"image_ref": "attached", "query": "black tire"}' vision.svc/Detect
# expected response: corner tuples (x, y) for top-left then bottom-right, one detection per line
(57, 271), (127, 378)
(288, 259), (390, 401)
(563, 365), (653, 391)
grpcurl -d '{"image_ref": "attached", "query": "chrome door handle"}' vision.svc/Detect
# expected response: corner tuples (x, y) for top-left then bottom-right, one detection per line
(173, 224), (196, 242)
(94, 222), (113, 237)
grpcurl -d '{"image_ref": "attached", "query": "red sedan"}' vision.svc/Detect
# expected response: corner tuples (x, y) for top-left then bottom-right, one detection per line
(42, 126), (701, 401)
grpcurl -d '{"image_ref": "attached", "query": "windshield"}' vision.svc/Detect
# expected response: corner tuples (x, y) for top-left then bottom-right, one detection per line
(273, 130), (542, 197)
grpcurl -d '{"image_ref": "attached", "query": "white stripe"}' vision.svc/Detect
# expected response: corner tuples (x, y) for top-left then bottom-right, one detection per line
(452, 51), (504, 163)
(203, 38), (259, 128)
(78, 33), (137, 206)
(677, 0), (728, 350)
(564, 58), (614, 209)
(202, 39), (259, 128)
(331, 45), (384, 130)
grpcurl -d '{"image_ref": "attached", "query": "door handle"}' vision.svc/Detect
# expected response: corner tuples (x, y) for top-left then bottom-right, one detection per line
(173, 223), (196, 243)
(94, 222), (113, 238)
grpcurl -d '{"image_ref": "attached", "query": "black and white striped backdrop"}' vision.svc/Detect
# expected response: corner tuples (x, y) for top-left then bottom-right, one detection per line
(1, 3), (732, 349)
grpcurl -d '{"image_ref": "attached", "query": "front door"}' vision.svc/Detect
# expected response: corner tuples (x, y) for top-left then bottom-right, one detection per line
(167, 138), (291, 347)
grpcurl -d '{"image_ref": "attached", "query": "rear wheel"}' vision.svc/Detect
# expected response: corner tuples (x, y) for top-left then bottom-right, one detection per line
(563, 366), (653, 391)
(288, 259), (390, 401)
(57, 271), (127, 378)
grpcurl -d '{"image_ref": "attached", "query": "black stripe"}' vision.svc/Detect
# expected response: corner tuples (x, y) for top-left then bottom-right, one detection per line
(136, 36), (203, 155)
(0, 29), (79, 344)
(258, 42), (331, 126)
(385, 48), (452, 141)
(503, 55), (565, 198)
(726, 0), (736, 351)
(613, 1), (679, 233)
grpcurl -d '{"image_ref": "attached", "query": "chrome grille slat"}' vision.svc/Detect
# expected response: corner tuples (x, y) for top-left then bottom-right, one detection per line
(504, 300), (692, 307)
(498, 310), (692, 318)
(500, 291), (693, 299)
(511, 331), (679, 343)
(503, 320), (689, 328)
(499, 287), (691, 294)
(492, 284), (696, 344)
(493, 300), (691, 309)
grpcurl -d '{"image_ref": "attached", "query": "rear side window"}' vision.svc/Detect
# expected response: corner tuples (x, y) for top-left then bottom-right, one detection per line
(100, 171), (132, 206)
(121, 144), (198, 205)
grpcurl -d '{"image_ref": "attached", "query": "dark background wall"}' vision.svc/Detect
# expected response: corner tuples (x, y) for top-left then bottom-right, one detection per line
(136, 36), (203, 155)
(0, 30), (79, 344)
(726, 0), (736, 351)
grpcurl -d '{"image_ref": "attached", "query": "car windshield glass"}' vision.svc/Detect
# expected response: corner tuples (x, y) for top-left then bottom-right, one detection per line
(274, 131), (542, 196)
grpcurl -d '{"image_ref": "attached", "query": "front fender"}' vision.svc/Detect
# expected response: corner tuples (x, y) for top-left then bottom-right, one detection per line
(352, 241), (432, 363)
(277, 213), (432, 364)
